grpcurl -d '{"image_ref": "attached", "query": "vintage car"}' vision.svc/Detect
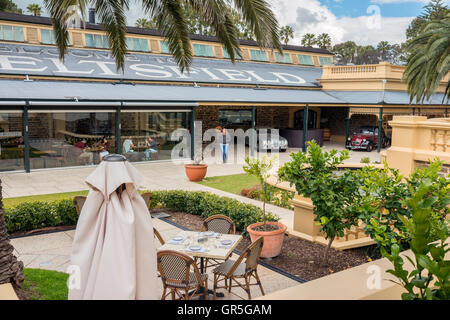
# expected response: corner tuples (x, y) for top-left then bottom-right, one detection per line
(245, 128), (289, 152)
(346, 126), (390, 152)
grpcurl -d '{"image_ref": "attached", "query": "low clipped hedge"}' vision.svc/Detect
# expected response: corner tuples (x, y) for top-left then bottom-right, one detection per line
(5, 200), (78, 234)
(4, 190), (279, 235)
(150, 190), (279, 234)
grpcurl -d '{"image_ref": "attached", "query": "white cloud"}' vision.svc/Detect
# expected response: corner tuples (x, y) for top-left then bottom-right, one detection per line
(270, 0), (414, 46)
(370, 0), (429, 3)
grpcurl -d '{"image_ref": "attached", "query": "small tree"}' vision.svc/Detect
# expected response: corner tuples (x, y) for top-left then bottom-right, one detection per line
(279, 142), (360, 265)
(243, 155), (277, 231)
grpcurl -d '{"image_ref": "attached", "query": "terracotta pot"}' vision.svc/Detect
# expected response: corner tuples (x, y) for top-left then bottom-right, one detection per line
(247, 221), (287, 259)
(184, 164), (208, 182)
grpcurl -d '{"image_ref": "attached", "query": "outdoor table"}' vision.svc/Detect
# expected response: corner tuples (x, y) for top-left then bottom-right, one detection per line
(157, 230), (242, 299)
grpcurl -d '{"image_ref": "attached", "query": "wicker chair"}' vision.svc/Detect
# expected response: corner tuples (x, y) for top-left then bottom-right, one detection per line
(153, 227), (165, 246)
(157, 250), (208, 300)
(212, 236), (265, 300)
(199, 215), (236, 270)
(73, 196), (87, 216)
(141, 192), (152, 209)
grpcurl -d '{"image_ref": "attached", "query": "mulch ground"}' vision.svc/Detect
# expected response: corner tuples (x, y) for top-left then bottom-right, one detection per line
(157, 209), (374, 281)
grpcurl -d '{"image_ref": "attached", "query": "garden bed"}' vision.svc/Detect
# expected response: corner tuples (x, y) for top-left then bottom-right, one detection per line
(157, 209), (373, 281)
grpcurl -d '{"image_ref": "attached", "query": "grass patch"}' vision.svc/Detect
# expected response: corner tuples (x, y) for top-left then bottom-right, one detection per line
(3, 190), (89, 209)
(197, 174), (260, 195)
(22, 268), (68, 300)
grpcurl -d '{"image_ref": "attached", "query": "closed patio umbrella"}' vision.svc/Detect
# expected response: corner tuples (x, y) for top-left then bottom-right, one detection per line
(68, 154), (158, 300)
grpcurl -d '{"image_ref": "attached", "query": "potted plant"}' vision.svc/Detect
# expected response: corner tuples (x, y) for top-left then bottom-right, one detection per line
(185, 153), (208, 182)
(244, 155), (287, 259)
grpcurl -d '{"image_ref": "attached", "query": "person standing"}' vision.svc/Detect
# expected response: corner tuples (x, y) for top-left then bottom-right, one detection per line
(220, 128), (230, 163)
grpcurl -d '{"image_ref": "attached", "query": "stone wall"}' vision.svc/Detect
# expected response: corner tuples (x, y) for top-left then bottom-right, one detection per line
(415, 160), (450, 177)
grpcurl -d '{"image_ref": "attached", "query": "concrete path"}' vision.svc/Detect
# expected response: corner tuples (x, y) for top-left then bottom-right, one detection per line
(11, 218), (300, 300)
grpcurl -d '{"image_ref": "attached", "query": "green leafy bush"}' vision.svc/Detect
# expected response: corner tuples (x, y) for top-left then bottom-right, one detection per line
(5, 201), (60, 233)
(381, 176), (450, 300)
(150, 190), (279, 234)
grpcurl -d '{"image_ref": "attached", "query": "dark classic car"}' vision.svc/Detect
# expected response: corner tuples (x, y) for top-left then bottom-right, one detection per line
(346, 126), (390, 152)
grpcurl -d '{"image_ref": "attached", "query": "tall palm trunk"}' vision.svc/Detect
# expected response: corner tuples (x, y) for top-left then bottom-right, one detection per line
(0, 180), (24, 289)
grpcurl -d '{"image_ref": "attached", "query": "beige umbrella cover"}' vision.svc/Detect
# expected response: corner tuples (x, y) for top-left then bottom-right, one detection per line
(68, 160), (158, 300)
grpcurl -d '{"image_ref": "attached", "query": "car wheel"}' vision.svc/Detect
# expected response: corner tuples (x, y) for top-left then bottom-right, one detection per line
(366, 144), (373, 152)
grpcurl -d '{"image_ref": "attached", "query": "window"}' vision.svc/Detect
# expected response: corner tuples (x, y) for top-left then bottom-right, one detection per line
(275, 52), (292, 64)
(297, 55), (314, 66)
(319, 56), (333, 66)
(193, 44), (214, 57)
(250, 50), (268, 62)
(0, 112), (24, 172)
(223, 47), (242, 60)
(160, 41), (169, 54)
(219, 110), (253, 127)
(0, 25), (24, 42)
(126, 37), (149, 52)
(40, 29), (70, 45)
(85, 33), (110, 49)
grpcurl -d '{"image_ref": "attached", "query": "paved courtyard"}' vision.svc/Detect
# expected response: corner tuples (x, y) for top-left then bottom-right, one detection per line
(11, 217), (300, 300)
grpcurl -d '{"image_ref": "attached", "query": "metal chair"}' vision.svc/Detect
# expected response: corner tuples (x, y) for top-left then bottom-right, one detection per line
(157, 250), (208, 300)
(212, 236), (265, 300)
(73, 196), (87, 216)
(199, 215), (236, 270)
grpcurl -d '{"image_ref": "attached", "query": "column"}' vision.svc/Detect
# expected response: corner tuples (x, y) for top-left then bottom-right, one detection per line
(345, 107), (351, 147)
(302, 104), (309, 153)
(190, 106), (196, 160)
(116, 104), (122, 154)
(24, 102), (30, 173)
(378, 107), (383, 153)
(251, 106), (256, 156)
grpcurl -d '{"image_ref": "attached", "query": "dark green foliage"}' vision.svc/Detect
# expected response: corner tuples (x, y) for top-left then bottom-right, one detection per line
(150, 190), (279, 235)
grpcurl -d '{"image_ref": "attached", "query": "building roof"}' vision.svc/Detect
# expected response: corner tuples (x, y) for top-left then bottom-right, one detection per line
(0, 43), (324, 88)
(0, 12), (332, 55)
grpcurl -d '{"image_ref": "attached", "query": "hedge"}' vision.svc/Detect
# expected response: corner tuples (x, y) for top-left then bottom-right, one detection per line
(150, 190), (279, 234)
(4, 190), (279, 235)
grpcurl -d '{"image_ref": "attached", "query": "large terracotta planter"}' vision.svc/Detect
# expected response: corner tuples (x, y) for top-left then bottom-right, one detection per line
(184, 164), (208, 182)
(247, 221), (287, 259)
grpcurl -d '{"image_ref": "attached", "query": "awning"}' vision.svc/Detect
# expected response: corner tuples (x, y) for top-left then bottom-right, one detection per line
(326, 90), (448, 106)
(0, 79), (345, 105)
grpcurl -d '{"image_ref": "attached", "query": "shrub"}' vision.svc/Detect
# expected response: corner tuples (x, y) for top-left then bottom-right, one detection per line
(150, 190), (279, 234)
(54, 199), (78, 226)
(360, 157), (371, 164)
(5, 201), (60, 233)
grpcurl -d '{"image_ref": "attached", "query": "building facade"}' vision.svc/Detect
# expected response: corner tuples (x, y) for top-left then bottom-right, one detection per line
(0, 12), (448, 173)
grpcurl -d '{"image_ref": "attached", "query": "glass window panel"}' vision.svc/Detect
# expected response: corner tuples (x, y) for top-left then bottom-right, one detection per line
(160, 41), (169, 54)
(85, 34), (94, 47)
(41, 29), (53, 44)
(0, 112), (24, 172)
(133, 38), (142, 51)
(121, 111), (191, 163)
(223, 48), (242, 60)
(94, 34), (103, 48)
(126, 37), (133, 50)
(28, 112), (116, 169)
(194, 44), (214, 57)
(2, 25), (13, 41)
(298, 55), (314, 65)
(141, 39), (149, 52)
(13, 27), (24, 42)
(250, 50), (268, 62)
(275, 52), (292, 64)
(219, 110), (253, 127)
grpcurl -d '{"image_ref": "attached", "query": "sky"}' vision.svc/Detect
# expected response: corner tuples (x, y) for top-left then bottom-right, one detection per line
(11, 0), (449, 46)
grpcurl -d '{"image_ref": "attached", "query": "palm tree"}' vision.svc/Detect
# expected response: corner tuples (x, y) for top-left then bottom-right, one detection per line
(405, 13), (450, 103)
(0, 181), (24, 295)
(27, 3), (42, 16)
(135, 18), (151, 29)
(377, 41), (392, 62)
(44, 0), (281, 73)
(280, 25), (294, 45)
(301, 33), (316, 47)
(316, 33), (331, 50)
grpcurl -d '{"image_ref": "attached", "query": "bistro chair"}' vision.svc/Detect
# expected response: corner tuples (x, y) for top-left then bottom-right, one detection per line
(212, 236), (265, 300)
(141, 192), (153, 210)
(157, 250), (208, 300)
(198, 215), (236, 270)
(153, 227), (165, 246)
(73, 196), (87, 216)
